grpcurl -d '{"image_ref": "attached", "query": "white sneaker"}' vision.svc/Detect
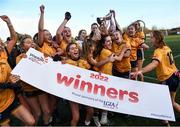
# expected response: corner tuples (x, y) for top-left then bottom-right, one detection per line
(49, 116), (53, 123)
(93, 116), (101, 127)
(85, 120), (91, 126)
(100, 111), (108, 125)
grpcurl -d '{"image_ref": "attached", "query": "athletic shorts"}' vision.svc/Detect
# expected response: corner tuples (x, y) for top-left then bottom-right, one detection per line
(161, 73), (180, 92)
(112, 66), (130, 79)
(130, 61), (137, 68)
(0, 97), (20, 124)
(137, 48), (144, 60)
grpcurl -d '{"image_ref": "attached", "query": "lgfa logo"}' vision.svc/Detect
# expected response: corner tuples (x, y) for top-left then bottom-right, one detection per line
(103, 101), (118, 109)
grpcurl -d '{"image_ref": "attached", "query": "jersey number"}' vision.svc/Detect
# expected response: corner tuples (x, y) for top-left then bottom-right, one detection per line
(167, 52), (174, 65)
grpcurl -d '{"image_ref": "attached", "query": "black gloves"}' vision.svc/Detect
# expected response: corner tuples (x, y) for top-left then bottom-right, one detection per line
(65, 12), (71, 20)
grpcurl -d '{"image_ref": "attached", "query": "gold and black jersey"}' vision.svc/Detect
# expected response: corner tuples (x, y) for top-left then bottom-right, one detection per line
(152, 46), (177, 81)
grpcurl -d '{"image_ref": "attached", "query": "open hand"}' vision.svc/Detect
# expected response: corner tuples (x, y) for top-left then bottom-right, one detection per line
(130, 71), (143, 80)
(9, 75), (20, 84)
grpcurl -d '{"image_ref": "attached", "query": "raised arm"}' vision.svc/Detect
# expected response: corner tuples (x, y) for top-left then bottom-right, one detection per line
(56, 12), (71, 43)
(111, 10), (122, 33)
(107, 11), (116, 34)
(0, 15), (17, 54)
(38, 5), (45, 47)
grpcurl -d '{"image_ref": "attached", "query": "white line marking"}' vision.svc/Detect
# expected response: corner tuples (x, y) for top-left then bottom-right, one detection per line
(174, 54), (180, 59)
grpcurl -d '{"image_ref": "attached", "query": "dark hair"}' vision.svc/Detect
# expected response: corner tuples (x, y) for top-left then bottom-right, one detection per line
(127, 24), (135, 29)
(113, 30), (122, 35)
(18, 34), (32, 53)
(133, 21), (142, 32)
(90, 23), (99, 38)
(76, 29), (86, 41)
(6, 37), (11, 41)
(33, 33), (38, 44)
(78, 29), (86, 37)
(66, 42), (78, 53)
(133, 21), (140, 26)
(152, 30), (166, 47)
(94, 34), (109, 57)
(20, 34), (32, 46)
(52, 35), (56, 42)
(89, 31), (94, 39)
(43, 29), (49, 32)
(91, 23), (98, 28)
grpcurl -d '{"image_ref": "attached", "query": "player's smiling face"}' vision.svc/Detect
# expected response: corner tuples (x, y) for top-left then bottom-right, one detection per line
(68, 44), (80, 60)
(128, 25), (136, 37)
(113, 31), (122, 44)
(43, 30), (53, 43)
(63, 27), (72, 42)
(104, 36), (112, 50)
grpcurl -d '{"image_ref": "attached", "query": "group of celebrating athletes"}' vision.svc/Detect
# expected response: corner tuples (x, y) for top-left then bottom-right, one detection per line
(0, 5), (179, 126)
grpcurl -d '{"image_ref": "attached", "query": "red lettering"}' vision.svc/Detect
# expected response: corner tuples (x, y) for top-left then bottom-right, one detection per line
(90, 73), (108, 82)
(74, 75), (81, 89)
(99, 75), (103, 80)
(57, 73), (139, 104)
(104, 77), (108, 82)
(95, 75), (99, 79)
(106, 88), (118, 99)
(93, 84), (105, 96)
(57, 73), (74, 86)
(129, 92), (139, 103)
(119, 90), (128, 100)
(90, 73), (94, 78)
(80, 80), (93, 93)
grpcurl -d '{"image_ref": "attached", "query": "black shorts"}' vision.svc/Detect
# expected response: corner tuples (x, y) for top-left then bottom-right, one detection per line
(112, 66), (130, 79)
(0, 96), (20, 123)
(137, 48), (144, 60)
(130, 61), (137, 68)
(161, 73), (180, 92)
(24, 90), (44, 97)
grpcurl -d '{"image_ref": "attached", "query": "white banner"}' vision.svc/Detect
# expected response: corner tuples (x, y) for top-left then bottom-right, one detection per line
(12, 48), (175, 121)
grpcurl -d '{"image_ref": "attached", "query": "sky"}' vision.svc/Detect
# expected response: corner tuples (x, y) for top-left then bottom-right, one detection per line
(0, 0), (180, 41)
